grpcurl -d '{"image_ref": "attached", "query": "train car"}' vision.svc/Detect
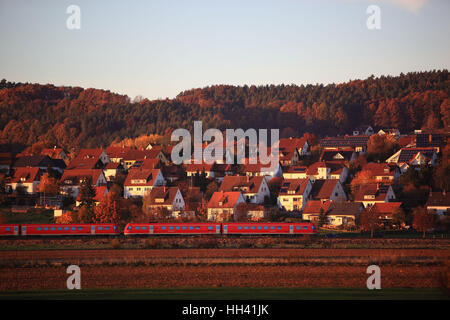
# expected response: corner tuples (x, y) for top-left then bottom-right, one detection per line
(21, 223), (120, 236)
(0, 224), (20, 236)
(124, 223), (221, 235)
(222, 222), (317, 235)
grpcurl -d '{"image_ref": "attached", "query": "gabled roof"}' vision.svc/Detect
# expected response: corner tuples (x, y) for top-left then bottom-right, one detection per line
(327, 202), (363, 216)
(219, 176), (265, 194)
(13, 155), (54, 168)
(184, 161), (215, 172)
(279, 179), (309, 196)
(279, 137), (308, 150)
(76, 186), (108, 202)
(123, 147), (162, 161)
(353, 183), (391, 202)
(60, 169), (104, 185)
(124, 168), (161, 186)
(146, 187), (180, 206)
(67, 149), (105, 170)
(362, 163), (397, 177)
(105, 146), (132, 159)
(10, 167), (41, 183)
(320, 135), (369, 148)
(310, 179), (339, 199)
(320, 149), (355, 162)
(303, 200), (332, 214)
(306, 161), (346, 176)
(208, 191), (243, 208)
(397, 148), (436, 163)
(426, 192), (450, 208)
(371, 202), (402, 214)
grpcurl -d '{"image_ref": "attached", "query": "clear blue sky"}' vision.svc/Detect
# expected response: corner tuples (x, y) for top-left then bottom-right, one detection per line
(0, 0), (449, 100)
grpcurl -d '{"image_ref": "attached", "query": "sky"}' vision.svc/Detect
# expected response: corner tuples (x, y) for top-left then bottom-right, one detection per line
(0, 0), (449, 100)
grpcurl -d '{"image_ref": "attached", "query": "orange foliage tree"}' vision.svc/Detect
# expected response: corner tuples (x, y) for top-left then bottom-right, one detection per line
(412, 206), (436, 238)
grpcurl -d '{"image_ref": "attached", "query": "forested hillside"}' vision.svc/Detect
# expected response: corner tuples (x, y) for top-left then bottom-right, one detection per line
(0, 70), (448, 153)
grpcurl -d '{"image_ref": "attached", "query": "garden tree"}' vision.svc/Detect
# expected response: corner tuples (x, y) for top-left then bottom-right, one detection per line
(235, 202), (250, 222)
(350, 170), (374, 194)
(349, 154), (367, 175)
(392, 207), (407, 228)
(360, 207), (381, 238)
(77, 205), (95, 223)
(55, 211), (79, 224)
(412, 206), (436, 238)
(94, 193), (130, 227)
(398, 183), (430, 209)
(38, 173), (60, 195)
(366, 134), (399, 163)
(77, 177), (96, 223)
(318, 208), (328, 227)
(204, 181), (219, 201)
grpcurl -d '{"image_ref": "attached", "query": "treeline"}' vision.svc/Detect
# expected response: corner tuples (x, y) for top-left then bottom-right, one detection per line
(0, 70), (448, 153)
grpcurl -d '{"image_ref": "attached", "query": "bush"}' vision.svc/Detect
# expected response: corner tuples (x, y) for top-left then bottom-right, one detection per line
(110, 238), (121, 249)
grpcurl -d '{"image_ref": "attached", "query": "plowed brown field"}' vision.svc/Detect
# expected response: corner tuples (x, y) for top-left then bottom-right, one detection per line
(1, 249), (448, 290)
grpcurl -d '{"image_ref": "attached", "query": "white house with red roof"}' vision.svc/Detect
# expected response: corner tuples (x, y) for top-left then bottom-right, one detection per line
(386, 147), (438, 173)
(124, 168), (165, 198)
(59, 169), (107, 198)
(277, 178), (312, 211)
(219, 175), (270, 204)
(306, 161), (348, 183)
(143, 186), (185, 215)
(6, 167), (42, 194)
(207, 191), (246, 222)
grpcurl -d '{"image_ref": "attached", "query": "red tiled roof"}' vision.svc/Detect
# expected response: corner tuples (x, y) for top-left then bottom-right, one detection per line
(279, 137), (307, 150)
(310, 179), (339, 199)
(303, 200), (332, 214)
(279, 179), (309, 196)
(219, 176), (264, 194)
(146, 187), (180, 206)
(60, 169), (104, 185)
(362, 163), (397, 177)
(10, 167), (41, 183)
(124, 168), (161, 187)
(372, 202), (402, 214)
(208, 191), (243, 209)
(76, 186), (108, 202)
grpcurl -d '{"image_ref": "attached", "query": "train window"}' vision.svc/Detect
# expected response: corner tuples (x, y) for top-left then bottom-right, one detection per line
(257, 226), (262, 230)
(44, 227), (49, 231)
(141, 227), (146, 230)
(58, 227), (62, 231)
(78, 227), (83, 231)
(135, 227), (140, 230)
(71, 227), (76, 231)
(303, 226), (308, 230)
(277, 226), (282, 230)
(195, 226), (200, 230)
(296, 226), (301, 230)
(270, 226), (275, 230)
(169, 227), (174, 230)
(162, 227), (166, 230)
(189, 227), (194, 230)
(251, 226), (255, 230)
(65, 227), (69, 231)
(37, 227), (42, 231)
(207, 226), (213, 230)
(264, 226), (268, 230)
(98, 227), (103, 231)
(237, 226), (242, 230)
(176, 227), (180, 230)
(105, 227), (110, 230)
(182, 226), (187, 230)
(5, 228), (10, 231)
(311, 225), (315, 229)
(127, 226), (132, 230)
(51, 227), (56, 231)
(114, 226), (117, 230)
(244, 226), (249, 230)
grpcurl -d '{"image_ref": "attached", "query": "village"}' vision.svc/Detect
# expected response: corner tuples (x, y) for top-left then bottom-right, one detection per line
(0, 125), (448, 237)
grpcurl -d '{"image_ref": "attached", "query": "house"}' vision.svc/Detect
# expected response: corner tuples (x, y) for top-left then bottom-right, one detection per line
(302, 200), (363, 226)
(123, 168), (165, 198)
(235, 203), (268, 221)
(59, 169), (107, 198)
(277, 178), (312, 211)
(385, 147), (438, 173)
(353, 183), (396, 207)
(105, 146), (132, 163)
(75, 186), (108, 207)
(361, 163), (400, 183)
(415, 133), (443, 152)
(207, 191), (246, 222)
(161, 165), (185, 183)
(320, 135), (369, 153)
(66, 149), (110, 170)
(426, 192), (450, 216)
(143, 186), (185, 216)
(309, 179), (347, 202)
(13, 155), (66, 174)
(353, 125), (374, 136)
(242, 161), (283, 179)
(211, 163), (236, 182)
(279, 137), (309, 156)
(398, 135), (416, 148)
(6, 167), (42, 194)
(306, 161), (348, 183)
(320, 149), (357, 164)
(283, 165), (308, 179)
(40, 147), (68, 161)
(326, 202), (364, 226)
(185, 161), (216, 178)
(278, 145), (300, 166)
(102, 162), (124, 182)
(378, 129), (400, 138)
(219, 175), (270, 204)
(122, 147), (168, 170)
(368, 202), (403, 226)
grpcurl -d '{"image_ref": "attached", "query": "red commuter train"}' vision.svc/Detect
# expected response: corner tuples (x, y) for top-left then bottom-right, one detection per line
(124, 223), (221, 235)
(0, 223), (120, 236)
